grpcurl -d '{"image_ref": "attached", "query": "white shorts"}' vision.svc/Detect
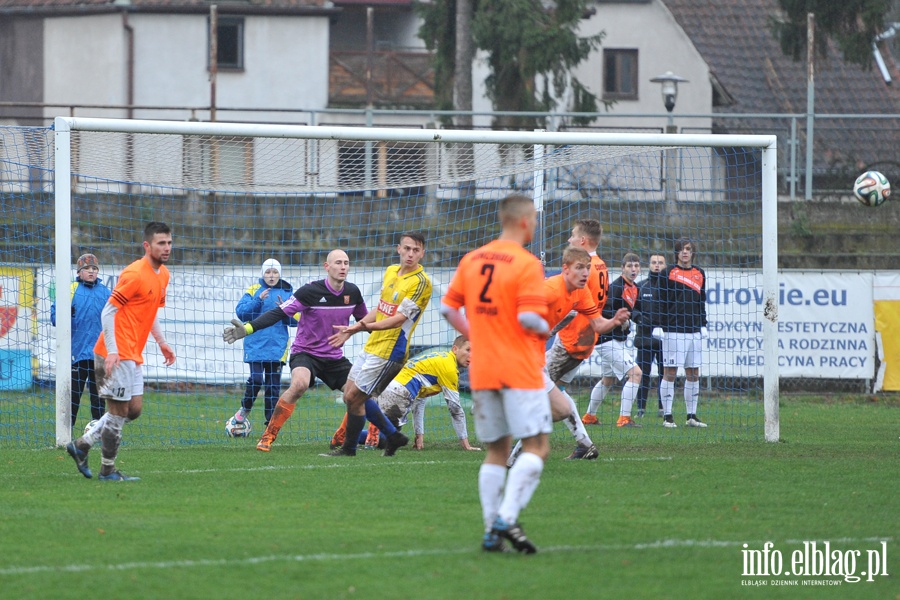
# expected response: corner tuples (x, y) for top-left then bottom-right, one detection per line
(377, 381), (413, 426)
(348, 351), (404, 397)
(96, 357), (143, 401)
(662, 332), (702, 369)
(545, 336), (584, 384)
(471, 388), (552, 443)
(541, 369), (555, 394)
(598, 340), (637, 380)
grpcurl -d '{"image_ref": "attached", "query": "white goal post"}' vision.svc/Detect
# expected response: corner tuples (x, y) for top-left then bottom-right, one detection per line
(52, 116), (779, 445)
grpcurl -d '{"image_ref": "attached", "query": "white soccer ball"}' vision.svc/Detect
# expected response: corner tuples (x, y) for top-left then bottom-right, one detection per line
(852, 171), (891, 207)
(84, 419), (99, 436)
(225, 416), (252, 438)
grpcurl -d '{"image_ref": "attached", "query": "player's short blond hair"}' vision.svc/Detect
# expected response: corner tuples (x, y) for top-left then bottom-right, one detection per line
(563, 246), (591, 266)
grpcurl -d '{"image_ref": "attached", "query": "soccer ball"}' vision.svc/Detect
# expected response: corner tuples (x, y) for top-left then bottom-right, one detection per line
(225, 416), (252, 437)
(852, 171), (891, 206)
(84, 419), (99, 436)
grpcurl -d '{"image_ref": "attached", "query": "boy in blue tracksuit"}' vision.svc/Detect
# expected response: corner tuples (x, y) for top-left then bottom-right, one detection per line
(50, 254), (111, 429)
(232, 259), (295, 426)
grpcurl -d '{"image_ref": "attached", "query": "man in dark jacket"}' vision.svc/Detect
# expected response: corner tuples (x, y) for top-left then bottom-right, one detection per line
(632, 253), (666, 418)
(654, 238), (708, 428)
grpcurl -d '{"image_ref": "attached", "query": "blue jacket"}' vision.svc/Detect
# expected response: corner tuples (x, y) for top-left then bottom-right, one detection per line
(235, 278), (295, 362)
(51, 278), (112, 363)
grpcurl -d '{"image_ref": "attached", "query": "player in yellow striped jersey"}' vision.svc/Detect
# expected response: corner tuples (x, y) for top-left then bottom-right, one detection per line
(323, 232), (433, 457)
(334, 336), (481, 451)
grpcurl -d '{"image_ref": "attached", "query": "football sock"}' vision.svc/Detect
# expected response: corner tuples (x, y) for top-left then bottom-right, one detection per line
(685, 379), (700, 416)
(620, 381), (638, 417)
(331, 412), (349, 445)
(560, 390), (591, 446)
(660, 379), (675, 416)
(365, 423), (381, 446)
(241, 376), (261, 412)
(342, 413), (367, 451)
(99, 414), (125, 476)
(363, 398), (397, 436)
(587, 381), (609, 415)
(265, 397), (296, 438)
(81, 412), (109, 449)
(498, 452), (544, 525)
(478, 463), (507, 532)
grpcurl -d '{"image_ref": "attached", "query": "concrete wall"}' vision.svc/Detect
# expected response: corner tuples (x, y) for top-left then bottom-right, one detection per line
(572, 0), (712, 132)
(40, 12), (331, 121)
(0, 19), (44, 102)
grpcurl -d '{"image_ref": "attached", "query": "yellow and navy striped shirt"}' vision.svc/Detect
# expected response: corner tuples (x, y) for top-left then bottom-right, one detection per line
(395, 349), (460, 401)
(364, 264), (432, 362)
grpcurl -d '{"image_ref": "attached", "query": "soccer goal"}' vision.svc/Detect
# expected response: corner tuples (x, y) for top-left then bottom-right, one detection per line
(0, 117), (778, 448)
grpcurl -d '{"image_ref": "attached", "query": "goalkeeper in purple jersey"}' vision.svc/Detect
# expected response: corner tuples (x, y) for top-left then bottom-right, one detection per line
(223, 249), (368, 452)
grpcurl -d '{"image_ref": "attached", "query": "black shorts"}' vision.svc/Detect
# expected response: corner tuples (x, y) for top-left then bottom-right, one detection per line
(288, 353), (352, 391)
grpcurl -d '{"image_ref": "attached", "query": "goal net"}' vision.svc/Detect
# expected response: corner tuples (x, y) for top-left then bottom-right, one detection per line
(0, 118), (778, 449)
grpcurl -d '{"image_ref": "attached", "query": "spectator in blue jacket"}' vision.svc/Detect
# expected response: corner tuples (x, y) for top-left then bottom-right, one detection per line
(51, 253), (111, 429)
(232, 259), (295, 427)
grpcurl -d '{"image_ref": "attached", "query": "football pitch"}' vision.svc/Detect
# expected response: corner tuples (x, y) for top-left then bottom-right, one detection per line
(1, 393), (897, 599)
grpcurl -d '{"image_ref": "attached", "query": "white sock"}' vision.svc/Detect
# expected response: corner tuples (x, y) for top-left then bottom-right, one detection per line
(100, 414), (126, 471)
(587, 381), (609, 415)
(498, 452), (544, 525)
(685, 379), (700, 416)
(561, 390), (591, 446)
(620, 381), (638, 417)
(81, 412), (109, 448)
(478, 463), (507, 532)
(660, 379), (675, 416)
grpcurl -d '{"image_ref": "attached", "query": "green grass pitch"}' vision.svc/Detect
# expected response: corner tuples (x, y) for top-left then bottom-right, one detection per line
(0, 392), (897, 599)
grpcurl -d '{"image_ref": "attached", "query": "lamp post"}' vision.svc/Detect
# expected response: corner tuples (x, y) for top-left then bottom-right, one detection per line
(650, 71), (689, 132)
(650, 71), (688, 210)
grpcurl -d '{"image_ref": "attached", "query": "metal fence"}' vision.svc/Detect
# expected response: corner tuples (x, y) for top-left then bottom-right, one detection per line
(2, 102), (898, 201)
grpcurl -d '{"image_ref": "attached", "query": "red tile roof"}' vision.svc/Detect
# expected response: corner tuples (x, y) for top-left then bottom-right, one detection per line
(664, 0), (900, 176)
(0, 0), (328, 8)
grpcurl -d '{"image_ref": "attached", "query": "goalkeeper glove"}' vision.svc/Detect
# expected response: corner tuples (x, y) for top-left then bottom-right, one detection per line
(223, 319), (252, 344)
(651, 327), (665, 340)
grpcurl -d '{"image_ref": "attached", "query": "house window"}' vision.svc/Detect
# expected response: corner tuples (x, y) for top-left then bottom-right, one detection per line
(337, 140), (426, 197)
(210, 17), (244, 70)
(183, 136), (253, 186)
(603, 49), (638, 100)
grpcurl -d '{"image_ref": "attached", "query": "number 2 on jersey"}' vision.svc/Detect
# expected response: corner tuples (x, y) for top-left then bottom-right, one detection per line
(479, 263), (495, 303)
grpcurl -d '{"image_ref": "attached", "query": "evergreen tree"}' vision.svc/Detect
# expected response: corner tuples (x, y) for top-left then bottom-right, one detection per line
(417, 0), (603, 129)
(771, 0), (894, 67)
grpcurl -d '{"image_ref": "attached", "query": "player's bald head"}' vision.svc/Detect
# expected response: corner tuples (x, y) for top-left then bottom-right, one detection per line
(498, 194), (535, 226)
(326, 249), (349, 264)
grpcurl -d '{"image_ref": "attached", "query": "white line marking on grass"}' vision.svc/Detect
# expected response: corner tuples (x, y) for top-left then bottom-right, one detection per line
(4, 455), (675, 480)
(145, 456), (673, 476)
(0, 537), (890, 577)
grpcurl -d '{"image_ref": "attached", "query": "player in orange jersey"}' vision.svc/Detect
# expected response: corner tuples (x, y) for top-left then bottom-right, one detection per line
(554, 219), (609, 388)
(441, 194), (550, 554)
(65, 222), (176, 481)
(509, 246), (630, 464)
